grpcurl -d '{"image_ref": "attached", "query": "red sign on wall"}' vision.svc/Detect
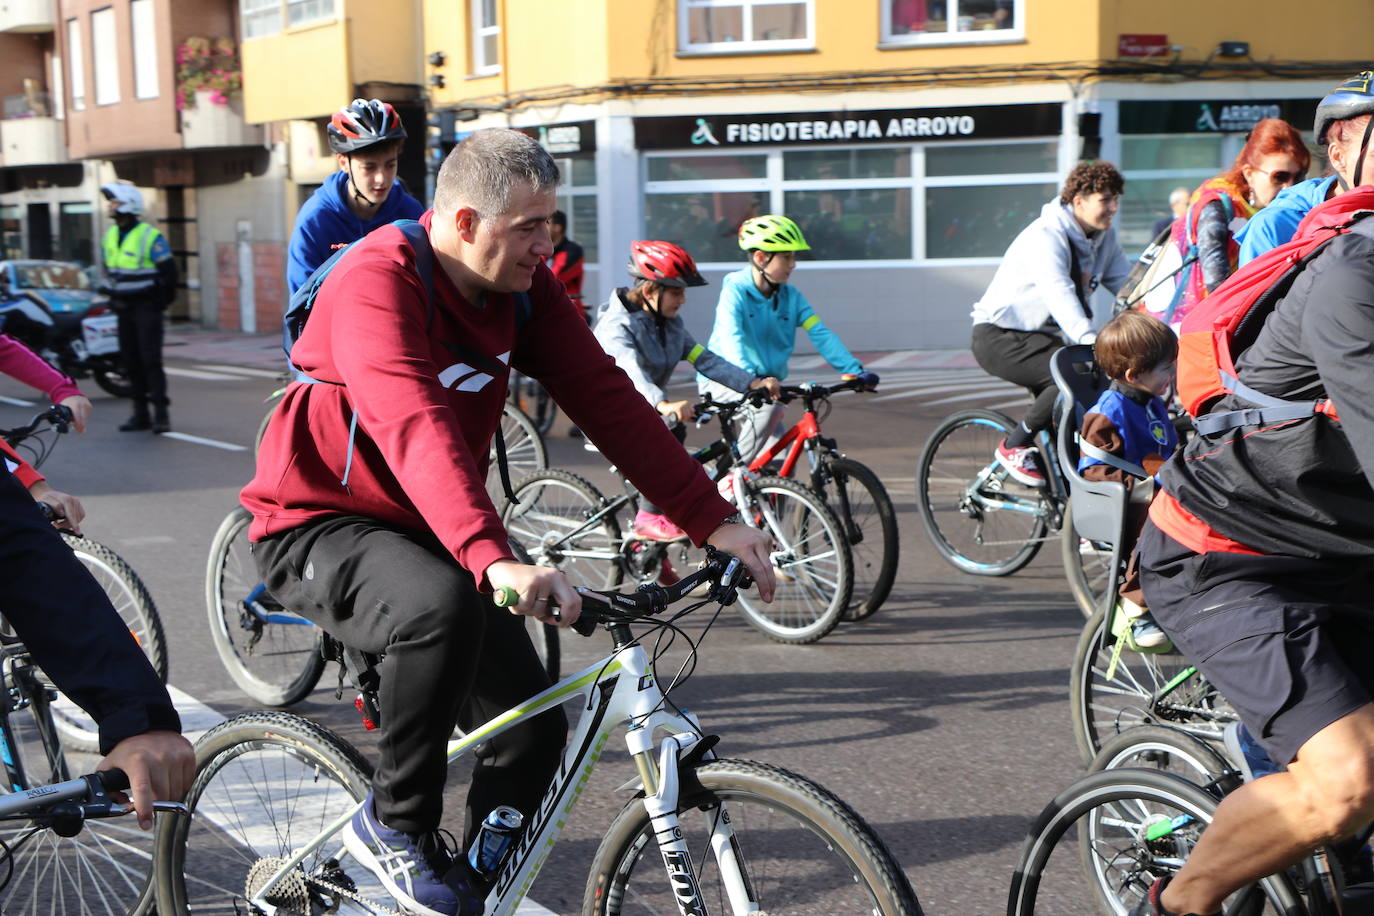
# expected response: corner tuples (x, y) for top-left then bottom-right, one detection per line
(1118, 34), (1170, 58)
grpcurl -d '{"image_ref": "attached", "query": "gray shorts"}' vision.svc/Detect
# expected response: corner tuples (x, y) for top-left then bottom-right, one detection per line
(1139, 521), (1374, 766)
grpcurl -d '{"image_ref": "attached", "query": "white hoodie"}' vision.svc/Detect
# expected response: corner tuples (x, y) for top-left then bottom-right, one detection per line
(970, 199), (1131, 344)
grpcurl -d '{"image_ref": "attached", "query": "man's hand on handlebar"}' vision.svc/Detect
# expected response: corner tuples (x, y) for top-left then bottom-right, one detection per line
(99, 730), (195, 831)
(485, 560), (582, 626)
(657, 399), (696, 425)
(705, 522), (776, 603)
(748, 376), (782, 400)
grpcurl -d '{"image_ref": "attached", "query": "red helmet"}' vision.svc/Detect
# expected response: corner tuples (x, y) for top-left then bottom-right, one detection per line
(328, 98), (407, 154)
(627, 241), (707, 288)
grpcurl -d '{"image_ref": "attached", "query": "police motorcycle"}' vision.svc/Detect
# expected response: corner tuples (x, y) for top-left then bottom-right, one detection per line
(0, 260), (132, 398)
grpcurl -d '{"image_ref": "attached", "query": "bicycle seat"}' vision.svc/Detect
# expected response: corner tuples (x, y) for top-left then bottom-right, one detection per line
(1050, 345), (1129, 609)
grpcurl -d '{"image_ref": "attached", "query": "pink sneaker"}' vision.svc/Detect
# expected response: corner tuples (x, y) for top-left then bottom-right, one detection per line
(994, 439), (1047, 487)
(633, 510), (688, 542)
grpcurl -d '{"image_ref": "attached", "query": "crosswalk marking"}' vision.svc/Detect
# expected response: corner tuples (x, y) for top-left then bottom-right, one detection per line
(158, 431), (248, 451)
(0, 396), (35, 408)
(165, 367), (244, 381)
(193, 364), (285, 379)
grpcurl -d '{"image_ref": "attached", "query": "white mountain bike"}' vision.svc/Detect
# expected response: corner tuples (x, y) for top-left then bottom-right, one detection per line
(162, 548), (921, 914)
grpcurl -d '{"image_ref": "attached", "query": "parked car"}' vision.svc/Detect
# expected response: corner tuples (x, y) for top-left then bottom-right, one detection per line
(0, 260), (131, 397)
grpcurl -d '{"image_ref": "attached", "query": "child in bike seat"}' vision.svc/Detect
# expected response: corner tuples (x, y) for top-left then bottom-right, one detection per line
(1078, 310), (1179, 650)
(593, 240), (780, 556)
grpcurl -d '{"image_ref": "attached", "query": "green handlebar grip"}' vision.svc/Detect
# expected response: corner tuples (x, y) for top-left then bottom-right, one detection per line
(493, 586), (519, 607)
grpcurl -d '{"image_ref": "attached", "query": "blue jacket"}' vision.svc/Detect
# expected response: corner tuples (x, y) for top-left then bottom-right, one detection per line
(698, 267), (861, 385)
(1236, 176), (1337, 266)
(1078, 383), (1177, 478)
(287, 172), (424, 294)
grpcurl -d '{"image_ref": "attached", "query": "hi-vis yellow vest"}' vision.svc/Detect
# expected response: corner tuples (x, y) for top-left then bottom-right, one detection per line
(102, 222), (164, 298)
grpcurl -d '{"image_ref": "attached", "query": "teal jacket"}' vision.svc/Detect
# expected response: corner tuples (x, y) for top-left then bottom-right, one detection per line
(699, 268), (861, 385)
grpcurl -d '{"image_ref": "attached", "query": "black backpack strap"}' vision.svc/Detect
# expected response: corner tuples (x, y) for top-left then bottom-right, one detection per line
(492, 291), (536, 505)
(1067, 242), (1093, 321)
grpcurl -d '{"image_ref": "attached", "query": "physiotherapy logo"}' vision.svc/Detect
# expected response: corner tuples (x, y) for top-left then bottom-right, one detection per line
(690, 118), (720, 146)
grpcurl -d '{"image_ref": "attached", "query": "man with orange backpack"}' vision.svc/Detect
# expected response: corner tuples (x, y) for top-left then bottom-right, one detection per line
(1129, 72), (1374, 916)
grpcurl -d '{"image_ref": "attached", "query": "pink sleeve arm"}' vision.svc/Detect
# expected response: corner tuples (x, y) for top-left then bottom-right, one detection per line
(0, 335), (82, 403)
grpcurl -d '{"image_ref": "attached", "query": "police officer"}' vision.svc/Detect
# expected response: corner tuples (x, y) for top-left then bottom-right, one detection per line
(100, 182), (177, 433)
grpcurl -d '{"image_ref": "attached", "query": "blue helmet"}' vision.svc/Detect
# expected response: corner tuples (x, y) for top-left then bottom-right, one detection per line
(1315, 70), (1374, 146)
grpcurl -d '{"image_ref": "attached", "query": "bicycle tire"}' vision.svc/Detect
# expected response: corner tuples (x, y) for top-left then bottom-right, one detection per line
(916, 408), (1050, 576)
(1060, 498), (1114, 620)
(492, 402), (549, 505)
(1007, 767), (1299, 916)
(206, 506), (325, 706)
(46, 532), (168, 753)
(501, 468), (624, 590)
(735, 474), (852, 644)
(507, 536), (561, 682)
(1070, 605), (1236, 766)
(162, 710), (376, 915)
(822, 456), (899, 621)
(583, 757), (922, 915)
(1090, 725), (1238, 791)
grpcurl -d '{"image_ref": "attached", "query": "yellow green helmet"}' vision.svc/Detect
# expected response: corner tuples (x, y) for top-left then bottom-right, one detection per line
(737, 215), (810, 252)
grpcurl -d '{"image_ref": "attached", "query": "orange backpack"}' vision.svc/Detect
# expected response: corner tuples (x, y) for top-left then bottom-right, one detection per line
(1175, 188), (1374, 435)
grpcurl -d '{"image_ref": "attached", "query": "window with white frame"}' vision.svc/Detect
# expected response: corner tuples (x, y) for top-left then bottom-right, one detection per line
(66, 18), (85, 111)
(1117, 133), (1229, 254)
(287, 0), (336, 28)
(91, 8), (120, 106)
(882, 0), (1023, 46)
(131, 0), (159, 99)
(554, 156), (599, 264)
(471, 0), (499, 74)
(643, 139), (1059, 263)
(680, 0), (813, 54)
(241, 0), (282, 38)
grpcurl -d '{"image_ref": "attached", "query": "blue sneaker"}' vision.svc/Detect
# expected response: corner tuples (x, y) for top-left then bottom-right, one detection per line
(343, 794), (459, 916)
(1222, 721), (1279, 781)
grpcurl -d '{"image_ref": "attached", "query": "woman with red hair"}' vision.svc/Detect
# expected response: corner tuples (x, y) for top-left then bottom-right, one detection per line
(1169, 117), (1309, 326)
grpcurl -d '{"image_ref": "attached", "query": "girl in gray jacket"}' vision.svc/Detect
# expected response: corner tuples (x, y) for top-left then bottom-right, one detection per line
(594, 240), (779, 544)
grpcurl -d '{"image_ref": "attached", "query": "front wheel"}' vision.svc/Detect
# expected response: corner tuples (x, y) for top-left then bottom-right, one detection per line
(916, 408), (1050, 576)
(821, 456), (899, 621)
(736, 475), (853, 644)
(48, 533), (167, 752)
(161, 711), (378, 914)
(206, 507), (325, 706)
(584, 758), (922, 915)
(1007, 768), (1299, 915)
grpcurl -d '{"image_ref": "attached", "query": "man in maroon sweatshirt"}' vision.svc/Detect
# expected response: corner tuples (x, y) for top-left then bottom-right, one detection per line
(241, 128), (774, 916)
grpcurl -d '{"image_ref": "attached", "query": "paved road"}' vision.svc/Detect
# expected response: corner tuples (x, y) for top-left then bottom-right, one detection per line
(3, 339), (1092, 914)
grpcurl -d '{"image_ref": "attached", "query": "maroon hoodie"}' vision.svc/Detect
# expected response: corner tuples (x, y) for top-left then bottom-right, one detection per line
(242, 215), (732, 583)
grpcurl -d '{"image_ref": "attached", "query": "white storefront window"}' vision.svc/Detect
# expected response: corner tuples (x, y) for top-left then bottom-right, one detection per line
(881, 0), (1024, 46)
(680, 0), (813, 54)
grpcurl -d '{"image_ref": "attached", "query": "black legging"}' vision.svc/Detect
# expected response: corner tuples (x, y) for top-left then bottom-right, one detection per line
(970, 323), (1062, 439)
(116, 302), (168, 407)
(254, 516), (567, 841)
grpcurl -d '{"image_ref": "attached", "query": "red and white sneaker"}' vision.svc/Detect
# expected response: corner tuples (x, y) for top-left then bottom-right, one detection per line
(632, 510), (688, 542)
(656, 554), (681, 586)
(994, 439), (1047, 487)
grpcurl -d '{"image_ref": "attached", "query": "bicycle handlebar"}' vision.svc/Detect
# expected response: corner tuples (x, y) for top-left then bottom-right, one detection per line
(495, 547), (754, 638)
(0, 404), (73, 448)
(692, 372), (879, 421)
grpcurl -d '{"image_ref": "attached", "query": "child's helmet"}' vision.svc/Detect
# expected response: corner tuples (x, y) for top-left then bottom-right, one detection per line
(628, 241), (707, 287)
(737, 215), (810, 252)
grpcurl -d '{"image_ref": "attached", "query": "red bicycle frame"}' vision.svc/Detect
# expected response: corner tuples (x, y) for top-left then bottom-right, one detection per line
(746, 408), (821, 479)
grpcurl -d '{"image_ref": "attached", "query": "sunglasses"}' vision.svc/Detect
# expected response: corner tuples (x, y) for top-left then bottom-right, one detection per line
(1253, 166), (1306, 186)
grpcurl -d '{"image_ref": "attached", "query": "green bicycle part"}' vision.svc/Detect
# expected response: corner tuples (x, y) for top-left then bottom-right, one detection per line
(494, 586), (519, 607)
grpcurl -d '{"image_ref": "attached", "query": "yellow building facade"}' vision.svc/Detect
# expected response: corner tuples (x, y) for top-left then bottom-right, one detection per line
(242, 0), (1374, 346)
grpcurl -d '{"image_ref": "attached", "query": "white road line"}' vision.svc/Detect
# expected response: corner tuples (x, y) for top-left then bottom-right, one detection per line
(193, 364), (286, 379)
(791, 355), (828, 369)
(877, 383), (1022, 404)
(158, 431), (248, 451)
(166, 686), (559, 915)
(988, 397), (1034, 410)
(864, 351), (922, 368)
(0, 396), (36, 407)
(165, 367), (243, 381)
(925, 388), (1035, 407)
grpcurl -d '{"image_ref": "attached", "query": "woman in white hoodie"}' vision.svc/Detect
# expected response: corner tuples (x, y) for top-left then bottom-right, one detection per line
(969, 160), (1131, 486)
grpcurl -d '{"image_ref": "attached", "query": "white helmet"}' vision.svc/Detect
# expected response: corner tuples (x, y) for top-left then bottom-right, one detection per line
(100, 182), (144, 216)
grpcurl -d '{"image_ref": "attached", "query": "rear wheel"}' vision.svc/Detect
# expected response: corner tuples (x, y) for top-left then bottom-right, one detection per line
(916, 408), (1050, 576)
(1070, 605), (1236, 765)
(48, 533), (167, 752)
(502, 469), (624, 590)
(584, 758), (922, 914)
(735, 475), (852, 644)
(163, 711), (377, 915)
(822, 456), (899, 621)
(206, 507), (325, 706)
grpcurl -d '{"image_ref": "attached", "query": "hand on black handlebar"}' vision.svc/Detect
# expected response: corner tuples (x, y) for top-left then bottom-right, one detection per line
(57, 396), (90, 434)
(29, 481), (84, 535)
(749, 376), (782, 400)
(706, 523), (775, 603)
(485, 560), (582, 627)
(840, 371), (880, 391)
